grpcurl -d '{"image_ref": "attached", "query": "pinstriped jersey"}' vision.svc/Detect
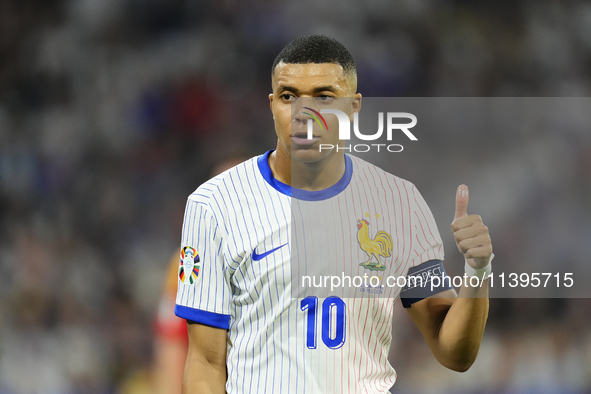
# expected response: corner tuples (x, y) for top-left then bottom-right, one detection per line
(175, 150), (445, 393)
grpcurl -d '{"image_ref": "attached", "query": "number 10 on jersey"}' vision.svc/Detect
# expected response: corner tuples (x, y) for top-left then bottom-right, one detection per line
(301, 296), (346, 349)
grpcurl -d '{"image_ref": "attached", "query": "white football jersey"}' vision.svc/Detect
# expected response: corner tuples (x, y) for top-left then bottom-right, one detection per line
(175, 150), (445, 393)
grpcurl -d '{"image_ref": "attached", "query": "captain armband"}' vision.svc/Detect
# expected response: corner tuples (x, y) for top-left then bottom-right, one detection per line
(400, 260), (453, 308)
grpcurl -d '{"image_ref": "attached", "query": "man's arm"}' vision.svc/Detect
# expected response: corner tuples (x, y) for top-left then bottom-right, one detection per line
(407, 184), (492, 372)
(406, 282), (488, 372)
(183, 321), (228, 394)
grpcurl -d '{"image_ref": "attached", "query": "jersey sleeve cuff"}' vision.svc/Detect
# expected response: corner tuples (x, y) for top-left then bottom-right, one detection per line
(175, 304), (231, 329)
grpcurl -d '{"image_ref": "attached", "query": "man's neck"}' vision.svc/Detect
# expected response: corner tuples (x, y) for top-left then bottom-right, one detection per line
(269, 148), (346, 191)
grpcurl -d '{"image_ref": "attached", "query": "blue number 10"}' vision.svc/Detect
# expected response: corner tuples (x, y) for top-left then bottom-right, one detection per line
(300, 296), (346, 349)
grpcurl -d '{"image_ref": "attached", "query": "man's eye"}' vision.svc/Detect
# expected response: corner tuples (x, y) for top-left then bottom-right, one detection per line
(316, 95), (334, 102)
(281, 94), (295, 101)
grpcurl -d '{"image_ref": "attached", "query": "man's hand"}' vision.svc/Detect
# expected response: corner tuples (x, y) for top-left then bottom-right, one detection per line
(451, 184), (493, 269)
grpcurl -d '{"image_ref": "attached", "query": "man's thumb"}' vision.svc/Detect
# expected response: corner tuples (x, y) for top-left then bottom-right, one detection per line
(454, 184), (469, 220)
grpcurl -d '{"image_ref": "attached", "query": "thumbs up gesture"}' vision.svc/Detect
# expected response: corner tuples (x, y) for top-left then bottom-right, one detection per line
(451, 185), (493, 269)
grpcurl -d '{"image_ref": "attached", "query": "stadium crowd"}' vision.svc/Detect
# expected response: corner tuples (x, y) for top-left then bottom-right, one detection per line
(0, 0), (590, 393)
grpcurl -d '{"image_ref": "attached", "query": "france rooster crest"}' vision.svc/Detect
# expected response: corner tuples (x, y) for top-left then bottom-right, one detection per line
(357, 219), (393, 271)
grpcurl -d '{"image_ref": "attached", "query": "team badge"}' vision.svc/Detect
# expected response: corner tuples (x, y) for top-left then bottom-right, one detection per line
(179, 246), (200, 285)
(356, 217), (393, 271)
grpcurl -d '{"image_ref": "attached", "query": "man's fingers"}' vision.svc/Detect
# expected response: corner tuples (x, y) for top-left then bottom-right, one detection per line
(451, 185), (493, 262)
(451, 214), (483, 232)
(452, 221), (488, 240)
(463, 245), (493, 259)
(454, 184), (469, 220)
(456, 234), (491, 253)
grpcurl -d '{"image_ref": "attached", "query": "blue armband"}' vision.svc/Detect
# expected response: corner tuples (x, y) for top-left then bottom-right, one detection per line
(400, 260), (453, 308)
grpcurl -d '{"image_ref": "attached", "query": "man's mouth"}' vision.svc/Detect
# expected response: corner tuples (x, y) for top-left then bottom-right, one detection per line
(291, 132), (319, 145)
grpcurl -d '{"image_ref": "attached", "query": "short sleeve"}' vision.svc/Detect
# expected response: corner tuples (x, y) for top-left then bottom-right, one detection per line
(400, 186), (451, 307)
(409, 185), (444, 267)
(174, 198), (231, 329)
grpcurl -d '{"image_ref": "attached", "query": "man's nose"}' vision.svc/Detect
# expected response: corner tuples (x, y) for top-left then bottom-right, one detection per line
(292, 98), (316, 123)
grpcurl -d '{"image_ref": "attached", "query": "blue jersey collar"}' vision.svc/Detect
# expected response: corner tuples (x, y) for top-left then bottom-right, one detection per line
(257, 150), (353, 201)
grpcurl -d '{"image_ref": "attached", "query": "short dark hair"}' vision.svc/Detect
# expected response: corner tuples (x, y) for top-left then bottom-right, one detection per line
(272, 35), (356, 77)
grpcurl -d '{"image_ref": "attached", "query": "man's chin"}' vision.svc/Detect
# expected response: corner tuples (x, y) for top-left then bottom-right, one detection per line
(289, 145), (334, 164)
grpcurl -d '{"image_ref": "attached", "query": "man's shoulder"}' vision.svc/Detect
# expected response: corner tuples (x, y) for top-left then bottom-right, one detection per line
(348, 154), (415, 190)
(188, 155), (261, 206)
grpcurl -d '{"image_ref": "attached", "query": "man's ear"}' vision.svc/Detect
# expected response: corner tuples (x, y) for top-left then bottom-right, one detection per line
(269, 93), (274, 116)
(348, 93), (362, 122)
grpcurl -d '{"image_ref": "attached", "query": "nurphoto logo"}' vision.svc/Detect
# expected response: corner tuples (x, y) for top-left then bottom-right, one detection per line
(306, 109), (418, 153)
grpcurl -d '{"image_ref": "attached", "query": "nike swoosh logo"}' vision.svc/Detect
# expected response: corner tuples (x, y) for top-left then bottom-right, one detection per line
(252, 243), (287, 261)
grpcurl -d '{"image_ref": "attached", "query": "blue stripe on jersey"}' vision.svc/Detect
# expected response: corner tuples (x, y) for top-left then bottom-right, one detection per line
(257, 150), (353, 201)
(175, 304), (231, 329)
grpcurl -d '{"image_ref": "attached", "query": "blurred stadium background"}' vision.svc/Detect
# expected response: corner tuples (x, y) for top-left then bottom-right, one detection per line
(1, 0), (591, 393)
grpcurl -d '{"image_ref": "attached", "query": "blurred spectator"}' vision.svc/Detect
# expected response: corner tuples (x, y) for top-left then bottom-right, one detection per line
(152, 152), (251, 394)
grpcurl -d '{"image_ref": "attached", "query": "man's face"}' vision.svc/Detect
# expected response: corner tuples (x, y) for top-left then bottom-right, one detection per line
(269, 62), (361, 163)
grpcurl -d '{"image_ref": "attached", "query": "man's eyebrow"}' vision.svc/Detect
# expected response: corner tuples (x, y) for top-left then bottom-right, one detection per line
(277, 85), (338, 94)
(278, 85), (299, 94)
(312, 86), (337, 93)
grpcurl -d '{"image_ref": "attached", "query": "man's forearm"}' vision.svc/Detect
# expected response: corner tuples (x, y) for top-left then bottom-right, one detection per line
(182, 351), (227, 394)
(435, 278), (489, 372)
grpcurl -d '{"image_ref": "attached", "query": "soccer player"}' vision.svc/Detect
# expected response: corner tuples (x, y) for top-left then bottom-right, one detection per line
(175, 35), (493, 393)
